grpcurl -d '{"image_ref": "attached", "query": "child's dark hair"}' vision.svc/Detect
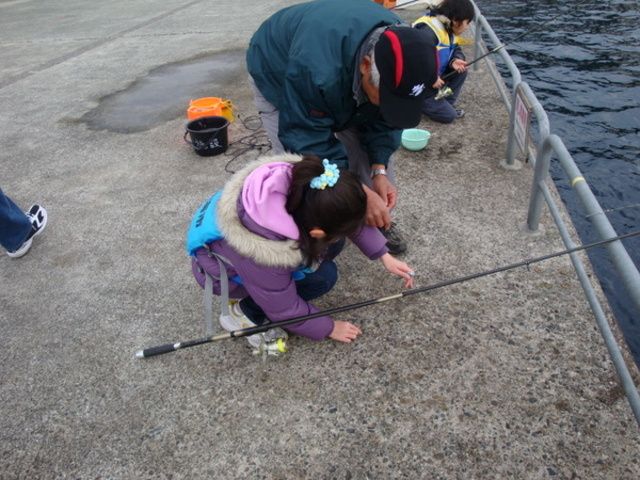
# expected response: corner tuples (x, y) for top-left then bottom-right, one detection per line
(432, 0), (475, 29)
(287, 154), (367, 265)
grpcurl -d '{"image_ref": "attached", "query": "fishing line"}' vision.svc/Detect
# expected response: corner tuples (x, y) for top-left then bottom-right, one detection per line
(586, 202), (640, 219)
(389, 0), (425, 10)
(135, 229), (640, 358)
(439, 0), (595, 85)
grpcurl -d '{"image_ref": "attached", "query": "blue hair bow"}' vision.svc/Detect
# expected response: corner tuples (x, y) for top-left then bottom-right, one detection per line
(309, 159), (340, 190)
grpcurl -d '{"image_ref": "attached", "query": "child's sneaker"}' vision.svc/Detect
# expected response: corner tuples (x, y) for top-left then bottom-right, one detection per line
(7, 205), (48, 258)
(219, 300), (288, 349)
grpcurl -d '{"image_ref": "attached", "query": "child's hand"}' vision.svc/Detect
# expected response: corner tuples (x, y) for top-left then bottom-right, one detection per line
(451, 59), (468, 73)
(380, 253), (414, 288)
(329, 320), (362, 342)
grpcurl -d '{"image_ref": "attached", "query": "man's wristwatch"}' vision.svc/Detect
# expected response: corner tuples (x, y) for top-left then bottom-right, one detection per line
(371, 168), (387, 178)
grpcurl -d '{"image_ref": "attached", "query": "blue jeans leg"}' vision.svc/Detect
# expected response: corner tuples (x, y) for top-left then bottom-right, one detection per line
(444, 69), (467, 106)
(324, 237), (346, 261)
(422, 69), (468, 123)
(0, 188), (32, 252)
(240, 259), (339, 325)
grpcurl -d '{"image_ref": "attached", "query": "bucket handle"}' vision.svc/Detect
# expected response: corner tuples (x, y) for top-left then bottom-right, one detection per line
(183, 125), (227, 149)
(183, 130), (193, 147)
(184, 122), (227, 146)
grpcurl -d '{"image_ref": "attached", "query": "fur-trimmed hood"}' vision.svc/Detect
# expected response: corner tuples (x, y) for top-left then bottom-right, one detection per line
(216, 153), (304, 269)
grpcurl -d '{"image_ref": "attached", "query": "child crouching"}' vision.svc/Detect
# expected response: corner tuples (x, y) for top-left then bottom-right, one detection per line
(188, 153), (414, 349)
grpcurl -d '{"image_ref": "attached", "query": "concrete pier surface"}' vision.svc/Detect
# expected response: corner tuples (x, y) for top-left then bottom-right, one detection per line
(1, 1), (638, 478)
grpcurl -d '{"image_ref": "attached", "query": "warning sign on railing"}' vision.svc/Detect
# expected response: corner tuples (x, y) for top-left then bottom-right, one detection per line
(514, 84), (533, 155)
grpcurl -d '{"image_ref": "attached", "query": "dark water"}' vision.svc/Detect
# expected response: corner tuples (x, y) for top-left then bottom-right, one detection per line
(474, 0), (640, 366)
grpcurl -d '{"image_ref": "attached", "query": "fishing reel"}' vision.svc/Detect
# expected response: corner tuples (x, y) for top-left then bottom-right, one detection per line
(435, 86), (453, 101)
(252, 336), (288, 360)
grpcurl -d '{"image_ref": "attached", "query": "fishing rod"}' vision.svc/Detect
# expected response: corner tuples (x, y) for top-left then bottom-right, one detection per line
(135, 230), (640, 358)
(389, 0), (424, 10)
(436, 0), (592, 98)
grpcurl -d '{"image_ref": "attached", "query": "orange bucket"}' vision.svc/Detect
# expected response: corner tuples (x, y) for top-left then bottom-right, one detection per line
(187, 97), (235, 122)
(220, 99), (235, 123)
(187, 97), (223, 121)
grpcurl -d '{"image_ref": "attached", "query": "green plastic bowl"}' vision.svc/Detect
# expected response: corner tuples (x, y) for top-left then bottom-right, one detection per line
(401, 129), (431, 151)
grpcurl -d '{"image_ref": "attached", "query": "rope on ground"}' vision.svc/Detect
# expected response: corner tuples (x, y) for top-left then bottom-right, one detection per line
(223, 113), (272, 174)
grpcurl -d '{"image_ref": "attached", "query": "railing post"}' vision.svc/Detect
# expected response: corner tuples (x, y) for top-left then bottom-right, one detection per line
(504, 83), (519, 167)
(503, 82), (550, 170)
(473, 15), (483, 72)
(526, 136), (553, 231)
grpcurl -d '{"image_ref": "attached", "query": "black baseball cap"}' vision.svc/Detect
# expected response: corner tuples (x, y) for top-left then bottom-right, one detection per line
(375, 26), (438, 128)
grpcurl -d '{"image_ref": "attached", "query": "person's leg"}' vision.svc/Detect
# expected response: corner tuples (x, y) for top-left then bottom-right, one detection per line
(0, 189), (33, 252)
(422, 70), (468, 123)
(239, 259), (339, 325)
(295, 259), (339, 301)
(422, 91), (457, 123)
(335, 128), (396, 188)
(335, 128), (406, 254)
(248, 75), (285, 153)
(444, 68), (467, 107)
(324, 236), (346, 261)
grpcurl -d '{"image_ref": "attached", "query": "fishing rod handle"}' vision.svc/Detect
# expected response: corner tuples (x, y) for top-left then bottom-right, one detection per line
(136, 343), (179, 358)
(136, 333), (232, 358)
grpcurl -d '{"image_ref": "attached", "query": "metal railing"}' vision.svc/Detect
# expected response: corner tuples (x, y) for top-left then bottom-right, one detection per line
(469, 0), (640, 425)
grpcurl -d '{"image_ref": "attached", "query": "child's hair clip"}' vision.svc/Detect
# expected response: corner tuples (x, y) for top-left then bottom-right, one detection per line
(309, 159), (340, 190)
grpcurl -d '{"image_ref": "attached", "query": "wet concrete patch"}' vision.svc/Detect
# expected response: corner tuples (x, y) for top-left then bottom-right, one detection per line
(80, 50), (245, 133)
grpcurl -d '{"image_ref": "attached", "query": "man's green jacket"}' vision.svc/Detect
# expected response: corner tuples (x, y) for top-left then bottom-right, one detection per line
(247, 0), (404, 169)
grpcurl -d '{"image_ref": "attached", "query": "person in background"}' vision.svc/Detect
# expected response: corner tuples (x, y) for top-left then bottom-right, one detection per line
(188, 154), (414, 349)
(246, 0), (439, 254)
(0, 188), (47, 258)
(413, 0), (475, 123)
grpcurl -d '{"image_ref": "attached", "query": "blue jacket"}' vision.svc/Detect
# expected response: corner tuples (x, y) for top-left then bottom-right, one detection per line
(246, 0), (404, 169)
(412, 14), (465, 76)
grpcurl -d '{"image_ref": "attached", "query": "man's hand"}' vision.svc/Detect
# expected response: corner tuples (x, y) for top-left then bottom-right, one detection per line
(372, 172), (397, 210)
(363, 184), (392, 229)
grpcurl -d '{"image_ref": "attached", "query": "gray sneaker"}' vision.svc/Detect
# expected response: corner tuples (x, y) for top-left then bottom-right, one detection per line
(379, 222), (407, 255)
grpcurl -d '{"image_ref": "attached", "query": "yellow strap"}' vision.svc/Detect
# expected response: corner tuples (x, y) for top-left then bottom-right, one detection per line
(412, 16), (450, 46)
(455, 38), (474, 46)
(571, 177), (585, 187)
